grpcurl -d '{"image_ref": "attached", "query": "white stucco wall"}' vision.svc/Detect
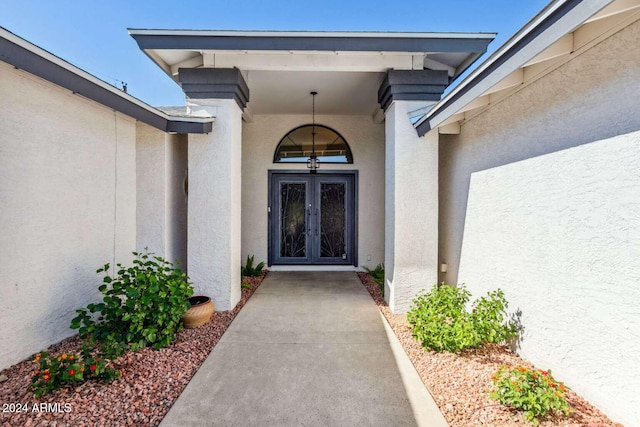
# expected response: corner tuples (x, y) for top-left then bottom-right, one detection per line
(166, 134), (188, 269)
(136, 123), (167, 256)
(440, 19), (640, 426)
(136, 126), (188, 268)
(241, 114), (385, 270)
(0, 62), (137, 369)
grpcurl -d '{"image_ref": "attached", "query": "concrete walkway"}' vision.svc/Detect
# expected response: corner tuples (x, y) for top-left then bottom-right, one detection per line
(161, 272), (448, 427)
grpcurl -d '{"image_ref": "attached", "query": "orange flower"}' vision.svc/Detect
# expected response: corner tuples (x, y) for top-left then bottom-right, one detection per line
(43, 369), (50, 374)
(68, 355), (74, 361)
(61, 354), (67, 360)
(43, 374), (50, 381)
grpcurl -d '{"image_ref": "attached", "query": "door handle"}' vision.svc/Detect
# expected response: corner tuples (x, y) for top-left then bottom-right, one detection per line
(315, 208), (319, 236)
(307, 207), (311, 236)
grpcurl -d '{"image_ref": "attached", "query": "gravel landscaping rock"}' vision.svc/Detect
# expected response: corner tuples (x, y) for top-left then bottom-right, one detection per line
(357, 272), (623, 427)
(0, 271), (267, 427)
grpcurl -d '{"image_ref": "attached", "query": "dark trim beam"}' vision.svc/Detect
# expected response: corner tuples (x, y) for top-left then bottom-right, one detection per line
(132, 34), (494, 54)
(378, 69), (449, 111)
(178, 68), (250, 109)
(167, 120), (213, 133)
(0, 34), (211, 134)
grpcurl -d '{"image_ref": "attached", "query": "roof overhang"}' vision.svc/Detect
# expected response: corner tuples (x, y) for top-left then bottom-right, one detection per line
(0, 27), (214, 134)
(128, 30), (496, 118)
(415, 0), (640, 136)
(129, 29), (495, 80)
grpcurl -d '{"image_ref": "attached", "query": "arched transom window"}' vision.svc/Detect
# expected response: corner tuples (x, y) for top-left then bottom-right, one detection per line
(273, 124), (353, 164)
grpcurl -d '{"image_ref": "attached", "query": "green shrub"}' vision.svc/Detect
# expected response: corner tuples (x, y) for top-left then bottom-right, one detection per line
(407, 283), (517, 353)
(28, 344), (119, 397)
(490, 365), (571, 424)
(241, 255), (265, 277)
(364, 263), (385, 296)
(471, 289), (518, 344)
(71, 251), (193, 355)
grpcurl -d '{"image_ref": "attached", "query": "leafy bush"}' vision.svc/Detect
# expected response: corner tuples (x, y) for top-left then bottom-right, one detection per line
(71, 251), (193, 355)
(241, 255), (265, 277)
(28, 344), (119, 397)
(407, 283), (517, 353)
(490, 365), (571, 424)
(364, 263), (385, 296)
(471, 289), (519, 344)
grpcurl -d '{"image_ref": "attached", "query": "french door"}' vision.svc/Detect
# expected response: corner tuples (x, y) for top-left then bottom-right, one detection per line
(269, 172), (357, 265)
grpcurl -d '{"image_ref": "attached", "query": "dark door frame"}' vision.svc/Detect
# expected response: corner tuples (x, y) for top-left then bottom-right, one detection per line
(267, 170), (358, 266)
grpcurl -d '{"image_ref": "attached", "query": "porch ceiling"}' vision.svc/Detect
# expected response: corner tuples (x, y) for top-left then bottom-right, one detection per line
(129, 30), (496, 116)
(247, 70), (381, 115)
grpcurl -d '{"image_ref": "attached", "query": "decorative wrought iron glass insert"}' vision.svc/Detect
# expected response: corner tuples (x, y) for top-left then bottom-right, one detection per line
(320, 183), (346, 258)
(279, 182), (307, 258)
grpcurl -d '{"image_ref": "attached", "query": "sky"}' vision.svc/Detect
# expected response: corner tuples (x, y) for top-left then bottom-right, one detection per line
(1, 0), (550, 107)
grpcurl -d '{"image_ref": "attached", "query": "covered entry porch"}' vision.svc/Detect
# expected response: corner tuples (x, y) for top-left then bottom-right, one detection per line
(129, 29), (494, 313)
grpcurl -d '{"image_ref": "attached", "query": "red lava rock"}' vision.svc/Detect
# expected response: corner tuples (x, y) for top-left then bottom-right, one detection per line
(0, 271), (268, 427)
(356, 272), (623, 427)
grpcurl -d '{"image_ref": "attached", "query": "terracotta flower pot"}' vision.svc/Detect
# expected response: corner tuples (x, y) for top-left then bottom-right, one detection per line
(181, 296), (215, 328)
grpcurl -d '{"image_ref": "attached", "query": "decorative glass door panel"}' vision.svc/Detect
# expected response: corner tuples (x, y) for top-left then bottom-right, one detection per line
(319, 182), (346, 259)
(270, 173), (356, 265)
(280, 182), (307, 258)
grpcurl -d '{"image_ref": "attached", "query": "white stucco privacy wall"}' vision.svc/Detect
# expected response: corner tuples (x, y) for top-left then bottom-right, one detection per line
(458, 130), (640, 424)
(241, 115), (385, 270)
(0, 62), (137, 369)
(440, 19), (640, 426)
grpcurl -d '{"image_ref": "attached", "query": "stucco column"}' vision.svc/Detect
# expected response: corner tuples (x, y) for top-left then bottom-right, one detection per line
(187, 99), (243, 311)
(179, 68), (249, 311)
(378, 69), (447, 313)
(384, 101), (439, 313)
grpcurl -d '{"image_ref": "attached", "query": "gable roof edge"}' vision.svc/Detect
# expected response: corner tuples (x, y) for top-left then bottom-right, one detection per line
(415, 0), (614, 137)
(0, 26), (214, 134)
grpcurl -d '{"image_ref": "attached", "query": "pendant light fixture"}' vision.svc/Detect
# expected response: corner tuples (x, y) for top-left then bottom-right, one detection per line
(307, 91), (319, 173)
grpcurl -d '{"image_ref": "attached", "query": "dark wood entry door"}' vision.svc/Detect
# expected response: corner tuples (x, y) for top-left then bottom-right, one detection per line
(269, 172), (356, 265)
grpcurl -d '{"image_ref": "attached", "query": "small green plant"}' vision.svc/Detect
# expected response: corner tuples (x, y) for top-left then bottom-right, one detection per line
(407, 284), (477, 352)
(490, 365), (571, 424)
(71, 250), (193, 355)
(471, 289), (519, 344)
(28, 344), (119, 397)
(407, 283), (517, 353)
(364, 263), (385, 296)
(241, 255), (265, 277)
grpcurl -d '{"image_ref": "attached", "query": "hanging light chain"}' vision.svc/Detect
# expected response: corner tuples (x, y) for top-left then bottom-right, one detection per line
(308, 91), (319, 173)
